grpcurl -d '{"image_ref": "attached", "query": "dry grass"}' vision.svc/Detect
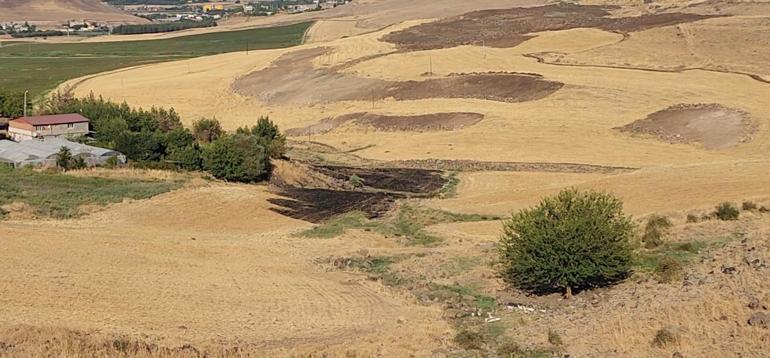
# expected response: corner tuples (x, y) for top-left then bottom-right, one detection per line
(64, 167), (198, 182)
(11, 1), (770, 355)
(0, 182), (450, 356)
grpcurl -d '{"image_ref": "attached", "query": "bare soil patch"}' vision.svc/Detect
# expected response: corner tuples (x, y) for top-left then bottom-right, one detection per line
(374, 72), (562, 103)
(617, 104), (754, 149)
(232, 48), (562, 105)
(383, 3), (717, 51)
(285, 112), (485, 136)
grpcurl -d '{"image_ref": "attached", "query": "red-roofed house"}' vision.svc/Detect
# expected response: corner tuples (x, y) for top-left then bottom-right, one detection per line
(8, 114), (90, 142)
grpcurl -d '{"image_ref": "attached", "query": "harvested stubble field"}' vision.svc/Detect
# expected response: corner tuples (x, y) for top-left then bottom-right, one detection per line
(4, 0), (770, 356)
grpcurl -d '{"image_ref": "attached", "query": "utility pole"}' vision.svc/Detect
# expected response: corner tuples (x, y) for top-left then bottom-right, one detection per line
(429, 55), (433, 75)
(23, 90), (28, 117)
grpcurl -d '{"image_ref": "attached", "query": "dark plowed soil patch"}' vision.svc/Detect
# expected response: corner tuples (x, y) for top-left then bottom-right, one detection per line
(285, 112), (484, 136)
(383, 3), (718, 51)
(358, 112), (484, 131)
(617, 104), (754, 149)
(268, 189), (401, 223)
(268, 163), (448, 222)
(369, 72), (562, 103)
(233, 47), (562, 105)
(314, 165), (446, 194)
(382, 159), (636, 174)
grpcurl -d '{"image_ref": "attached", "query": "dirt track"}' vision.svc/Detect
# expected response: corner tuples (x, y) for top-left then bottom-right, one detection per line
(232, 47), (563, 105)
(383, 3), (717, 50)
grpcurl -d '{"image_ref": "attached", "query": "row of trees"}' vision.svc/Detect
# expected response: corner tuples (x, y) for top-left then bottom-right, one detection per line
(45, 93), (285, 182)
(10, 30), (66, 38)
(107, 0), (187, 5)
(112, 20), (216, 35)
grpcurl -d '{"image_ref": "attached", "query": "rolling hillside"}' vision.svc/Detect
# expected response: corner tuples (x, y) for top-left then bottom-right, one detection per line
(0, 0), (145, 24)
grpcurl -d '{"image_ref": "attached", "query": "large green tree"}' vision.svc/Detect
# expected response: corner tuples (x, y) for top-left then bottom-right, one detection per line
(202, 134), (268, 182)
(498, 189), (635, 296)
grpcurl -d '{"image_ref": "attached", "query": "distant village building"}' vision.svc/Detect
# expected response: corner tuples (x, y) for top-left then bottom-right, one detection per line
(8, 114), (90, 142)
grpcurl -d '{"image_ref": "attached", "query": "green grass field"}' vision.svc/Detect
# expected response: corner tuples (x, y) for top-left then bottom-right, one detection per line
(0, 166), (185, 219)
(0, 21), (313, 98)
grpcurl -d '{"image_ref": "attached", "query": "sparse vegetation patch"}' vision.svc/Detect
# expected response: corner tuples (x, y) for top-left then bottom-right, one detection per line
(715, 202), (740, 221)
(642, 214), (673, 248)
(0, 166), (183, 219)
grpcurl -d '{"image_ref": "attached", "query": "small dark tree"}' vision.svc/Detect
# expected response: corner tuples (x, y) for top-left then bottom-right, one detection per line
(72, 157), (87, 170)
(498, 189), (635, 296)
(192, 117), (223, 144)
(56, 146), (73, 171)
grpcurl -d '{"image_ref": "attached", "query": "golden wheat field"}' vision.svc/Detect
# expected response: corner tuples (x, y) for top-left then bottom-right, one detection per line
(3, 0), (770, 356)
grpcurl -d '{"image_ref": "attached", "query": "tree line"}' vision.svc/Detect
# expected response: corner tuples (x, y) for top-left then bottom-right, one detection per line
(43, 92), (285, 182)
(111, 19), (216, 35)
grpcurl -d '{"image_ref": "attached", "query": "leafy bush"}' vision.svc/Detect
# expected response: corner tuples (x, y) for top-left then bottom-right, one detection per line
(498, 189), (635, 295)
(654, 256), (684, 284)
(653, 326), (681, 348)
(72, 157), (87, 170)
(202, 134), (268, 182)
(56, 146), (73, 171)
(714, 202), (740, 221)
(349, 174), (364, 188)
(686, 214), (699, 223)
(454, 329), (484, 350)
(547, 329), (563, 346)
(642, 214), (672, 248)
(104, 155), (119, 169)
(742, 201), (757, 211)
